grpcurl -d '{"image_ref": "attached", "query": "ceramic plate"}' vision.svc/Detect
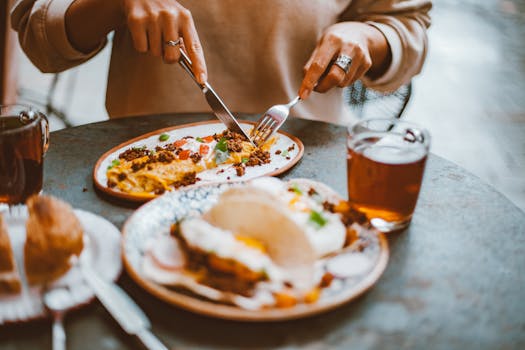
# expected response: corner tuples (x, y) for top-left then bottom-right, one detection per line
(0, 208), (122, 324)
(122, 179), (389, 322)
(93, 120), (304, 202)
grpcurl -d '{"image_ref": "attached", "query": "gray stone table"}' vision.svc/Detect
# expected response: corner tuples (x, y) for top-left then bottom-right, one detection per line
(1, 113), (524, 349)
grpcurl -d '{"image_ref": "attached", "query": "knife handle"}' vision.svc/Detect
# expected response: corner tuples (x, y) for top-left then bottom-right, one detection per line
(178, 48), (207, 91)
(136, 329), (169, 350)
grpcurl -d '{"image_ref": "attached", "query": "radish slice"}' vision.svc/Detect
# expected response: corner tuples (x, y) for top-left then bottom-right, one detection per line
(147, 235), (185, 270)
(326, 253), (371, 278)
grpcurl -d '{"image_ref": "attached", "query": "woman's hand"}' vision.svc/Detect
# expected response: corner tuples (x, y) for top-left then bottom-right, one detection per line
(299, 22), (390, 99)
(122, 0), (207, 83)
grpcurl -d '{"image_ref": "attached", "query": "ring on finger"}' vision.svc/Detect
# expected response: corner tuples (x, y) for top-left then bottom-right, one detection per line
(334, 54), (352, 74)
(165, 39), (182, 47)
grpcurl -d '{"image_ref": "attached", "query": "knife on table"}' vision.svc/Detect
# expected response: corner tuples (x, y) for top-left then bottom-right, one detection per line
(177, 48), (255, 145)
(81, 265), (169, 350)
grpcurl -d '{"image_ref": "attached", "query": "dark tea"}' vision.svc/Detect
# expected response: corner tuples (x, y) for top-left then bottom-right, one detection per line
(347, 119), (430, 232)
(0, 116), (45, 205)
(347, 144), (427, 224)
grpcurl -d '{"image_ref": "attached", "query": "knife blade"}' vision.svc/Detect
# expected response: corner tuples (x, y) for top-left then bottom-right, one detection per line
(177, 49), (255, 145)
(81, 265), (168, 350)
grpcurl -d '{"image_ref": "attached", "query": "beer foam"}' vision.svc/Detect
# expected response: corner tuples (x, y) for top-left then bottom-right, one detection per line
(362, 142), (426, 164)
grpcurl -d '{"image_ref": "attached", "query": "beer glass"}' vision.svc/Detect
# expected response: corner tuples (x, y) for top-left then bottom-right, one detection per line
(0, 105), (49, 207)
(347, 118), (430, 232)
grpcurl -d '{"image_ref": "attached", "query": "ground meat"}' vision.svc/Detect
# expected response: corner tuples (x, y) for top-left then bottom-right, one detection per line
(275, 150), (282, 155)
(323, 201), (336, 213)
(246, 149), (271, 166)
(154, 187), (166, 195)
(308, 188), (318, 196)
(233, 163), (246, 176)
(163, 143), (177, 152)
(117, 173), (127, 181)
(172, 172), (197, 189)
(190, 152), (202, 164)
(119, 147), (150, 161)
(157, 151), (175, 163)
(131, 161), (147, 172)
(107, 180), (117, 188)
(227, 139), (243, 152)
(182, 136), (194, 139)
(287, 144), (295, 152)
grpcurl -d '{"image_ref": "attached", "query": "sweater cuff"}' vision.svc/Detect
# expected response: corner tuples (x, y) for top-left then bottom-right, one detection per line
(45, 0), (105, 60)
(363, 21), (402, 87)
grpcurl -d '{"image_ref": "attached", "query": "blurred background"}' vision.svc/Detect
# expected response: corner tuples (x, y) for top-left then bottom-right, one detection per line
(2, 0), (524, 210)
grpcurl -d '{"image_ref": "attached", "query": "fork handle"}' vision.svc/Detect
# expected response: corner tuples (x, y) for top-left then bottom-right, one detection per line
(52, 314), (66, 350)
(286, 96), (301, 108)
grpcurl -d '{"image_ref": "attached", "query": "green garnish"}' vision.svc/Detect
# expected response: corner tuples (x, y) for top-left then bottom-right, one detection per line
(159, 134), (170, 142)
(241, 157), (249, 164)
(309, 210), (328, 228)
(132, 145), (147, 151)
(196, 137), (204, 143)
(281, 150), (289, 157)
(107, 159), (121, 170)
(289, 184), (302, 195)
(215, 137), (228, 152)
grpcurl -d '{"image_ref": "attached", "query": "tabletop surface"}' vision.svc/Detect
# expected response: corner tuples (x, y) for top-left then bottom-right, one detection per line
(1, 113), (524, 350)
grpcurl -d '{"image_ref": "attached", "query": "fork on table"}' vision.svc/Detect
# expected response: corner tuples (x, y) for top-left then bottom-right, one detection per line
(250, 96), (301, 146)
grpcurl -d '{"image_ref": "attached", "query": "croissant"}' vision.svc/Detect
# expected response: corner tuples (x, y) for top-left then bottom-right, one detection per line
(0, 214), (22, 293)
(24, 195), (84, 285)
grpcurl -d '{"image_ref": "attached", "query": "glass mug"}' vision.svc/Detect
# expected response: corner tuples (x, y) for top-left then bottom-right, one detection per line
(347, 118), (430, 232)
(0, 105), (49, 206)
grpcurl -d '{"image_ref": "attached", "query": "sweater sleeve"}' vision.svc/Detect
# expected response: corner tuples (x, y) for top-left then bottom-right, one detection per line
(341, 0), (432, 92)
(11, 0), (106, 73)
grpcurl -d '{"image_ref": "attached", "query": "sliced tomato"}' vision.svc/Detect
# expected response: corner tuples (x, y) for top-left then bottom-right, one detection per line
(178, 149), (190, 160)
(202, 135), (214, 143)
(173, 139), (187, 148)
(199, 144), (210, 155)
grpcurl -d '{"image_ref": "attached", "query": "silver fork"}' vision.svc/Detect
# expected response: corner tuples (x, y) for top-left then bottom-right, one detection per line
(250, 96), (301, 146)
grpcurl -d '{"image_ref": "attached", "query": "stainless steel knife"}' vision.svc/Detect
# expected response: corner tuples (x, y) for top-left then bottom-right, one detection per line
(177, 49), (255, 145)
(81, 265), (168, 350)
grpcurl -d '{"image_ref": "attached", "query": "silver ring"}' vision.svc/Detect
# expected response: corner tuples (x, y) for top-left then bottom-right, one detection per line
(165, 39), (182, 47)
(334, 54), (352, 74)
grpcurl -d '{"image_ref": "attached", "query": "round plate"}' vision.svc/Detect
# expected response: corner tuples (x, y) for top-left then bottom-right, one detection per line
(93, 120), (304, 202)
(0, 208), (122, 324)
(122, 179), (389, 322)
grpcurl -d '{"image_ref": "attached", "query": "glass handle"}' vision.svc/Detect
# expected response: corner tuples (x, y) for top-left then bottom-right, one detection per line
(40, 112), (50, 154)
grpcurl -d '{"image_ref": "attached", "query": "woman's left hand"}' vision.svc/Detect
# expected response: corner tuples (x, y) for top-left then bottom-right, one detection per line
(299, 22), (389, 99)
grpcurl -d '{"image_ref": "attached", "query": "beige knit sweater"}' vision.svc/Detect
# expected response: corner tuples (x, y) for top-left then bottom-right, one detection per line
(11, 0), (431, 125)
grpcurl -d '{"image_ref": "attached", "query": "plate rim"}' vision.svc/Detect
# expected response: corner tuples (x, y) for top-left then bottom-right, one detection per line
(92, 120), (305, 202)
(121, 180), (389, 322)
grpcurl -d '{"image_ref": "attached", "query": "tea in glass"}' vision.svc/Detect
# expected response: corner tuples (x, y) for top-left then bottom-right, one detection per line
(347, 119), (430, 232)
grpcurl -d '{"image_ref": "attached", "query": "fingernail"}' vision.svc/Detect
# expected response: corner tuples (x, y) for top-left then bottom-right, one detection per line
(300, 89), (311, 100)
(199, 73), (207, 84)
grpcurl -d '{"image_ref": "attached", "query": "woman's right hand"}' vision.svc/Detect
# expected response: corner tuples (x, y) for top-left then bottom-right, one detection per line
(122, 0), (207, 84)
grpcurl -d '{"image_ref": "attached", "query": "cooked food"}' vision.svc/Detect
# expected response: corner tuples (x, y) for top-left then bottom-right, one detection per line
(143, 177), (366, 309)
(24, 195), (84, 285)
(107, 130), (274, 196)
(0, 214), (22, 293)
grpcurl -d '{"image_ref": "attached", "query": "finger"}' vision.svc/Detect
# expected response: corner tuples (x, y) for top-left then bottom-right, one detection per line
(127, 13), (148, 53)
(347, 55), (372, 86)
(299, 37), (340, 99)
(179, 8), (207, 84)
(302, 46), (319, 74)
(147, 18), (162, 57)
(315, 62), (346, 93)
(160, 12), (181, 64)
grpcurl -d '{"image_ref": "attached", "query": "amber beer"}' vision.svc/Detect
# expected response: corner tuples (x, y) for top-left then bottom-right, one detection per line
(0, 107), (49, 205)
(347, 119), (430, 232)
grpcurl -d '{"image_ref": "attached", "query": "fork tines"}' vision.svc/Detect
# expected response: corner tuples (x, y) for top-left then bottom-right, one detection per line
(251, 115), (277, 146)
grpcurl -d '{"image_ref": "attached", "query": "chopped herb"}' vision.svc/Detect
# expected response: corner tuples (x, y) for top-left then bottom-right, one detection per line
(281, 150), (289, 157)
(196, 137), (204, 143)
(261, 268), (269, 280)
(159, 134), (170, 141)
(309, 210), (328, 228)
(289, 184), (302, 195)
(132, 145), (147, 151)
(214, 137), (228, 152)
(107, 159), (121, 170)
(241, 157), (249, 164)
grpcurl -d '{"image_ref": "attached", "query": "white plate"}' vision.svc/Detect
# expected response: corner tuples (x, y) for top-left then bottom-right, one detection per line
(122, 179), (389, 322)
(93, 120), (304, 202)
(0, 208), (121, 324)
